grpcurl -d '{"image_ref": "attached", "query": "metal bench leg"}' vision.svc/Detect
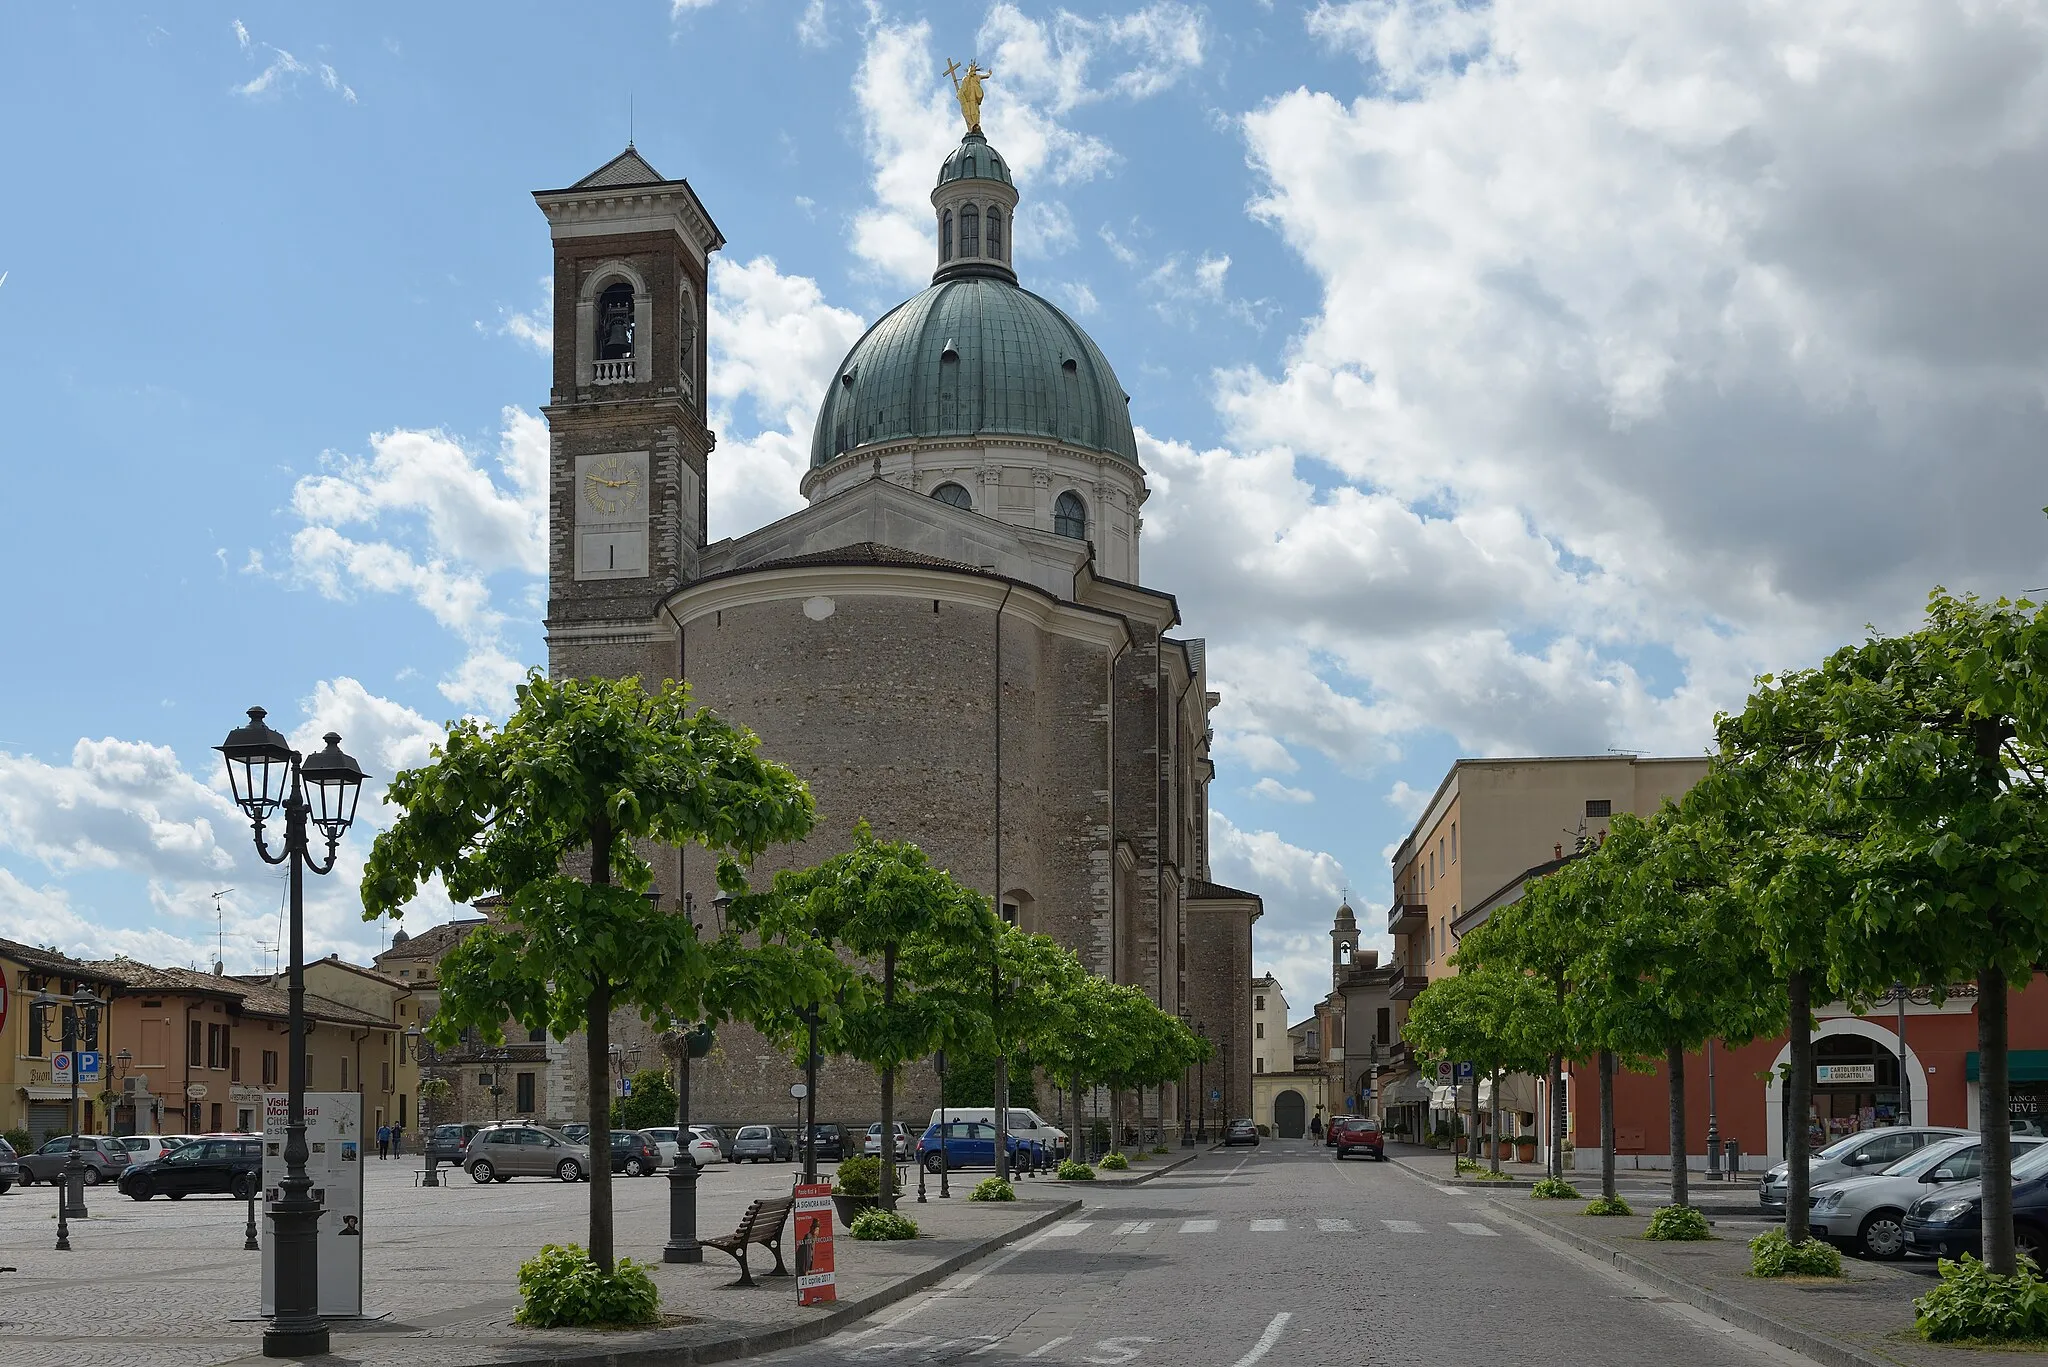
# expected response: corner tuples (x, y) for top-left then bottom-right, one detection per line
(734, 1246), (755, 1288)
(766, 1236), (788, 1276)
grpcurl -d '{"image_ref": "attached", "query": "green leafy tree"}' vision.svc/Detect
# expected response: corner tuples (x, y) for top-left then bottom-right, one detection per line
(611, 1068), (680, 1132)
(729, 826), (996, 1207)
(360, 674), (816, 1271)
(1402, 962), (1556, 1173)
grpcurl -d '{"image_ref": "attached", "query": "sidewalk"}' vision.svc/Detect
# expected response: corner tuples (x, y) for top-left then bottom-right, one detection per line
(1490, 1192), (2042, 1367)
(1387, 1142), (1766, 1214)
(0, 1161), (1076, 1367)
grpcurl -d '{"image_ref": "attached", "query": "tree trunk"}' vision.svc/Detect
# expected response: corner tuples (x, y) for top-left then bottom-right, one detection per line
(1489, 1067), (1503, 1175)
(994, 1053), (1011, 1180)
(880, 943), (898, 1211)
(1599, 1048), (1617, 1201)
(1468, 1070), (1481, 1172)
(1667, 1043), (1688, 1209)
(1786, 969), (1812, 1243)
(1548, 1051), (1564, 1180)
(585, 979), (614, 1271)
(1073, 1073), (1086, 1163)
(1981, 964), (2016, 1275)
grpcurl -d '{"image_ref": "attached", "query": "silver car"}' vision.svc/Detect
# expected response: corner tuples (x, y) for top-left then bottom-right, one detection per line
(1758, 1126), (1967, 1212)
(1809, 1134), (2045, 1259)
(19, 1135), (133, 1185)
(461, 1123), (590, 1183)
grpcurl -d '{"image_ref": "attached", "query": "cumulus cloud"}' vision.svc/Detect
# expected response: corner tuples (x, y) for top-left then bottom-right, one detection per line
(229, 20), (356, 103)
(1250, 777), (1315, 804)
(1210, 811), (1358, 1010)
(980, 2), (1207, 112)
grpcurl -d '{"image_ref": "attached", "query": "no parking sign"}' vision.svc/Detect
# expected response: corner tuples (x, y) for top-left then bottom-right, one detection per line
(51, 1052), (72, 1084)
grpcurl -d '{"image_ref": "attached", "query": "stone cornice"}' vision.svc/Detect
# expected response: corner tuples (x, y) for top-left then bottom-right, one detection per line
(799, 436), (1151, 504)
(533, 181), (725, 258)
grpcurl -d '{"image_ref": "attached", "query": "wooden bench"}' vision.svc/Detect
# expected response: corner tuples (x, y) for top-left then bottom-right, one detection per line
(702, 1195), (794, 1286)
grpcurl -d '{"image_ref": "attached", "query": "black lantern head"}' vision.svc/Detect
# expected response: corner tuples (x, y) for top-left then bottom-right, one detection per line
(218, 706), (295, 822)
(301, 732), (368, 841)
(72, 986), (103, 1014)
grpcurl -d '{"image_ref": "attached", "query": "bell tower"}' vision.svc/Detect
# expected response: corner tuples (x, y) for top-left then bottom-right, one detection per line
(533, 147), (723, 679)
(1331, 900), (1360, 991)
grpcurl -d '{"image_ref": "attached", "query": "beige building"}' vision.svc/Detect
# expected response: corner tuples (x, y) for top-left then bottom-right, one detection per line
(1, 938), (126, 1142)
(1251, 974), (1287, 1077)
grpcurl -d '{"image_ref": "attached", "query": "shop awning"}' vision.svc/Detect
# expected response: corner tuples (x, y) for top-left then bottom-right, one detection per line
(1966, 1052), (2048, 1083)
(1383, 1074), (1432, 1104)
(1429, 1085), (1459, 1110)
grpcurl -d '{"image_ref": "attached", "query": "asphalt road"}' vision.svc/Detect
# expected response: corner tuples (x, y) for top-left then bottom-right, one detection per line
(767, 1143), (1820, 1367)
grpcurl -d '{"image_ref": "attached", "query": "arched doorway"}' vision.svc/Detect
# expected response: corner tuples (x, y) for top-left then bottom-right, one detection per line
(1274, 1090), (1306, 1139)
(1764, 1018), (1927, 1158)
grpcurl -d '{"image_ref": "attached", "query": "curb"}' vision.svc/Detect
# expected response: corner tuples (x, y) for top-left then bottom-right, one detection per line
(1486, 1197), (1892, 1367)
(283, 1199), (1082, 1367)
(1086, 1151), (1205, 1186)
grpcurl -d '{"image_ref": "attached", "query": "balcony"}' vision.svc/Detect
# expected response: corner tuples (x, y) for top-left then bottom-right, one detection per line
(1387, 901), (1427, 936)
(1391, 972), (1429, 1001)
(593, 358), (636, 385)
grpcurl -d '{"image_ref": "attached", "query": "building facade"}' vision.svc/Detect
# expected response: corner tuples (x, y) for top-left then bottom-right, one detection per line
(515, 109), (1258, 1136)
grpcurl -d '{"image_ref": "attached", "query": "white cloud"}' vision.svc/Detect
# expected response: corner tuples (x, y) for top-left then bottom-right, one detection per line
(492, 275), (553, 353)
(671, 0), (717, 12)
(1250, 777), (1316, 804)
(979, 3), (1207, 112)
(1211, 812), (1357, 1011)
(230, 21), (355, 103)
(798, 0), (831, 48)
(1385, 780), (1430, 819)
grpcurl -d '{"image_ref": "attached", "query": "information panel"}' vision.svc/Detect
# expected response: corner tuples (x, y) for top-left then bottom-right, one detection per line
(260, 1091), (364, 1318)
(793, 1182), (836, 1306)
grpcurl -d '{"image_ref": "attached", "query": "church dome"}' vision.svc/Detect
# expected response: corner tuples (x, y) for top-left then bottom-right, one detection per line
(810, 278), (1140, 470)
(938, 132), (1012, 187)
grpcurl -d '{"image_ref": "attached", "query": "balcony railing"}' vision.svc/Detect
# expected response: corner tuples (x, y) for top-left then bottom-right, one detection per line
(593, 358), (636, 385)
(1391, 972), (1429, 1001)
(1388, 901), (1427, 936)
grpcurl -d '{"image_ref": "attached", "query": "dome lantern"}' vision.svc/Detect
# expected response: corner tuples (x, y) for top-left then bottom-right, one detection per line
(932, 132), (1018, 286)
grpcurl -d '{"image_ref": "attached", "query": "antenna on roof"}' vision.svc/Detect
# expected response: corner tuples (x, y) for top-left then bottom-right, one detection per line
(628, 93), (635, 149)
(211, 889), (234, 971)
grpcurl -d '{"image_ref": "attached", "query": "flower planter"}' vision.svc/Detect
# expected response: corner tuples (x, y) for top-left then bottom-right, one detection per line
(832, 1193), (877, 1224)
(1515, 1142), (1537, 1163)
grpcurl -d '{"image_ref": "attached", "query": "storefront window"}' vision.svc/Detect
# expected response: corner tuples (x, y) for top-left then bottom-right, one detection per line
(1789, 1034), (1902, 1149)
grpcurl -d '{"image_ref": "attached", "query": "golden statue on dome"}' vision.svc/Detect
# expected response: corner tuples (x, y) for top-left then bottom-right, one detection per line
(946, 59), (991, 132)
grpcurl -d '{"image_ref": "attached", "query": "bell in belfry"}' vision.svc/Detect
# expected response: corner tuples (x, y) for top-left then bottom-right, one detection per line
(599, 286), (634, 360)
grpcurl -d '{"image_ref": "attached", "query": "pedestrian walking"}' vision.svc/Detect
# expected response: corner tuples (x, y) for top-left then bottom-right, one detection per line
(1308, 1113), (1323, 1142)
(377, 1124), (391, 1160)
(391, 1124), (404, 1155)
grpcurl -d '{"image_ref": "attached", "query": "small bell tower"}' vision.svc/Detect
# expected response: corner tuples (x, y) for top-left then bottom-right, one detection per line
(533, 147), (723, 677)
(1331, 899), (1360, 991)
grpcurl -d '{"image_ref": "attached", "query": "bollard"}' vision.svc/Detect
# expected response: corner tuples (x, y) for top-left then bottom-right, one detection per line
(1724, 1138), (1741, 1178)
(245, 1181), (261, 1251)
(1706, 1137), (1723, 1182)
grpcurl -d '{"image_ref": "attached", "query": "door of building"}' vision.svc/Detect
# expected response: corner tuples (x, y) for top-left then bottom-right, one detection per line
(1784, 1034), (1903, 1150)
(1274, 1090), (1307, 1139)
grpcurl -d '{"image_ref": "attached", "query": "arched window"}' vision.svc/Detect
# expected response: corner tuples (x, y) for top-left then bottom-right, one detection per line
(960, 206), (980, 257)
(931, 482), (973, 510)
(597, 282), (635, 360)
(986, 208), (1003, 260)
(1053, 490), (1087, 540)
(941, 210), (953, 263)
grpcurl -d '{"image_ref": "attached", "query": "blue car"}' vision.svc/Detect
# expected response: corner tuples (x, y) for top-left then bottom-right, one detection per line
(914, 1121), (1042, 1173)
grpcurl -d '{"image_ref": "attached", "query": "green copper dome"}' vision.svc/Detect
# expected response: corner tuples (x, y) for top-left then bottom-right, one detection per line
(938, 131), (1012, 187)
(810, 277), (1140, 469)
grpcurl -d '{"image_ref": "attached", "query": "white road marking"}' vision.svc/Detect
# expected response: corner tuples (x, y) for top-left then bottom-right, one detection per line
(1249, 1218), (1287, 1232)
(1025, 1338), (1074, 1359)
(1228, 1314), (1293, 1367)
(1451, 1221), (1500, 1237)
(1315, 1218), (1354, 1232)
(1435, 1186), (1478, 1197)
(838, 1222), (1066, 1341)
(1178, 1218), (1218, 1233)
(1110, 1219), (1156, 1236)
(1382, 1219), (1424, 1233)
(1043, 1221), (1093, 1237)
(1081, 1336), (1157, 1364)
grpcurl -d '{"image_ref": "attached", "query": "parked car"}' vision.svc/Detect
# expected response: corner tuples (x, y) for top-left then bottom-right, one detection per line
(929, 1107), (1069, 1158)
(733, 1124), (794, 1162)
(610, 1130), (663, 1176)
(693, 1124), (736, 1159)
(1332, 1117), (1386, 1161)
(864, 1122), (912, 1156)
(427, 1122), (487, 1166)
(0, 1136), (19, 1193)
(1758, 1126), (1968, 1212)
(1905, 1141), (2048, 1262)
(807, 1123), (845, 1161)
(118, 1136), (263, 1201)
(561, 1123), (590, 1145)
(1223, 1118), (1260, 1147)
(914, 1121), (1035, 1172)
(461, 1124), (590, 1183)
(19, 1135), (133, 1186)
(1810, 1135), (2045, 1259)
(116, 1135), (187, 1165)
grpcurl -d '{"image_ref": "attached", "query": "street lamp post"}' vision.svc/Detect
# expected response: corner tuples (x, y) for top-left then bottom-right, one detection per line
(663, 1019), (714, 1263)
(801, 1010), (822, 1185)
(409, 1028), (442, 1187)
(1705, 1038), (1721, 1181)
(29, 986), (102, 1247)
(218, 707), (367, 1360)
(1179, 1009), (1195, 1149)
(1195, 1021), (1209, 1144)
(934, 1050), (951, 1198)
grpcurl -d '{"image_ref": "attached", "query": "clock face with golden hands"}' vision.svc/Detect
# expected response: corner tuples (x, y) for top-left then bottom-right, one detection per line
(582, 453), (643, 518)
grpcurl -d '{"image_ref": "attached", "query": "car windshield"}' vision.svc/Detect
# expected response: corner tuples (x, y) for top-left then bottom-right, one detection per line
(1818, 1130), (1897, 1162)
(2014, 1144), (2048, 1180)
(1881, 1137), (1973, 1178)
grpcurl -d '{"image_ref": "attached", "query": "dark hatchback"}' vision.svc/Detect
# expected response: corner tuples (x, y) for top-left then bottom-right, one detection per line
(1903, 1143), (2048, 1262)
(427, 1122), (487, 1165)
(610, 1130), (663, 1176)
(119, 1136), (262, 1200)
(806, 1123), (845, 1161)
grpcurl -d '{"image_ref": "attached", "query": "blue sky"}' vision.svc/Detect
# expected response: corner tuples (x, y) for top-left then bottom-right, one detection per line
(3, 1), (2045, 1015)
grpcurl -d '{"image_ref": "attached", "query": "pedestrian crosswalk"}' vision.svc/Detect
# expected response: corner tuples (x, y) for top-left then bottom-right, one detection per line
(1044, 1216), (1502, 1239)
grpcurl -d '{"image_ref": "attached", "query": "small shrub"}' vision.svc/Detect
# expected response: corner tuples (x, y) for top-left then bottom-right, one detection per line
(1056, 1159), (1095, 1181)
(1, 1127), (30, 1157)
(1915, 1254), (2048, 1342)
(1151, 1145), (1169, 1155)
(1530, 1177), (1581, 1200)
(1455, 1157), (1484, 1175)
(969, 1177), (1016, 1202)
(1099, 1152), (1129, 1171)
(1468, 1168), (1511, 1182)
(849, 1208), (920, 1241)
(1645, 1205), (1712, 1241)
(834, 1155), (882, 1196)
(515, 1243), (660, 1328)
(1749, 1228), (1843, 1279)
(1584, 1195), (1634, 1218)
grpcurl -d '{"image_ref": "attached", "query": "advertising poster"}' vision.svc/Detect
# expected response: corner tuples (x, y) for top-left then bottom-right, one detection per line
(260, 1091), (365, 1318)
(793, 1182), (836, 1306)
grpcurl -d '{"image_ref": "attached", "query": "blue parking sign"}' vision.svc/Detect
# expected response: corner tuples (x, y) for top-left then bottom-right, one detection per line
(77, 1051), (101, 1082)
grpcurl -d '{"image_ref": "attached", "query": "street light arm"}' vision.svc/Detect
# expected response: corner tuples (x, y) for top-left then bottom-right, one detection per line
(247, 817), (292, 867)
(302, 835), (344, 877)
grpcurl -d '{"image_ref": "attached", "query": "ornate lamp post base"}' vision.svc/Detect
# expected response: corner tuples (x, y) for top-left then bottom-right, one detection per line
(662, 1159), (703, 1263)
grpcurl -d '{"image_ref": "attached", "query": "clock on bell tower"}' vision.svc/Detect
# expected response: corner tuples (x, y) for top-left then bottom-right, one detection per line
(532, 146), (723, 679)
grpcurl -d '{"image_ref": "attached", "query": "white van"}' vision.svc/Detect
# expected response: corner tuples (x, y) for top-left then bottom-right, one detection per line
(929, 1107), (1068, 1156)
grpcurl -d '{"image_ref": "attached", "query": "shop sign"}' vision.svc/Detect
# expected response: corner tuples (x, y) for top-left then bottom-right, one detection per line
(1816, 1064), (1877, 1084)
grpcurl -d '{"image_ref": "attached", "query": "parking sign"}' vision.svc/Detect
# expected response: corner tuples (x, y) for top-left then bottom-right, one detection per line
(77, 1051), (101, 1083)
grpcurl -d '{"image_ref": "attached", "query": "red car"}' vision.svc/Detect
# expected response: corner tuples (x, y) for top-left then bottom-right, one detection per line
(1332, 1118), (1385, 1161)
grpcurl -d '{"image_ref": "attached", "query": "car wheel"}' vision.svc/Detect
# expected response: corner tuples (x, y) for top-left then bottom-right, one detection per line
(557, 1159), (583, 1183)
(2019, 1224), (2048, 1268)
(469, 1160), (495, 1184)
(83, 1167), (103, 1187)
(129, 1183), (152, 1201)
(1857, 1209), (1907, 1261)
(924, 1153), (946, 1174)
(624, 1157), (644, 1177)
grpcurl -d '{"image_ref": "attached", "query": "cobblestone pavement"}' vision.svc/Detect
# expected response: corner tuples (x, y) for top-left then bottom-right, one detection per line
(752, 1143), (1826, 1367)
(0, 1153), (1066, 1367)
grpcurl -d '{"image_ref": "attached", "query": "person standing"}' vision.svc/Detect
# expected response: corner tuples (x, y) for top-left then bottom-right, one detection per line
(376, 1123), (391, 1160)
(1308, 1113), (1323, 1143)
